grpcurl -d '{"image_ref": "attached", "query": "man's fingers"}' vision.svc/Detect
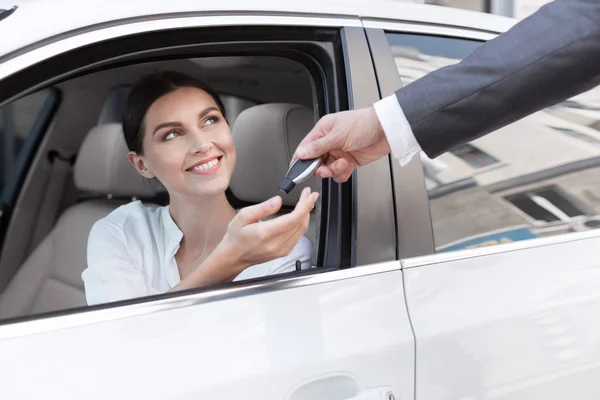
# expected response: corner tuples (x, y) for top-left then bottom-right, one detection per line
(294, 117), (337, 160)
(332, 170), (353, 183)
(290, 122), (327, 165)
(330, 158), (351, 176)
(316, 158), (352, 179)
(236, 196), (282, 225)
(297, 115), (332, 147)
(329, 158), (354, 182)
(315, 165), (333, 178)
(329, 159), (353, 182)
(297, 136), (335, 160)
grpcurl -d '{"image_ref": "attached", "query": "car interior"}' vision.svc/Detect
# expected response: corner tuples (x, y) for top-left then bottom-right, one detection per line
(0, 55), (322, 320)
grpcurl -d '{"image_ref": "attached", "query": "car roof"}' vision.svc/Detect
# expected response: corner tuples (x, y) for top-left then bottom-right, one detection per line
(0, 0), (515, 59)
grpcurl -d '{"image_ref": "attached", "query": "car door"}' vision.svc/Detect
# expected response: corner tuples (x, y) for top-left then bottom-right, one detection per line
(366, 18), (600, 400)
(0, 14), (414, 400)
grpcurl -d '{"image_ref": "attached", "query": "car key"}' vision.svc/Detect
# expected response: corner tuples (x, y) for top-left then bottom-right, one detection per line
(278, 157), (322, 195)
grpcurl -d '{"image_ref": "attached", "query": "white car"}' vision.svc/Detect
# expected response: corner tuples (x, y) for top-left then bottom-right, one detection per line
(1, 1), (600, 399)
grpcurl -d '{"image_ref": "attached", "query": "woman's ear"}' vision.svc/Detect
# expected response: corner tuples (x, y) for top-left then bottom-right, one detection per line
(128, 151), (155, 179)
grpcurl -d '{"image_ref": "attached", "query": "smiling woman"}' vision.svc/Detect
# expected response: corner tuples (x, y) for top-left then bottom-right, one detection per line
(81, 71), (319, 305)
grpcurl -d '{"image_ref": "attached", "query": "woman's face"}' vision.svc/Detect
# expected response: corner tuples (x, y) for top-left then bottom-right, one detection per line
(129, 87), (235, 198)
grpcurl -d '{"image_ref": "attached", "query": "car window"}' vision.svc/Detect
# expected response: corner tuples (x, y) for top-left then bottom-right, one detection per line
(0, 89), (56, 199)
(386, 32), (600, 252)
(0, 24), (363, 322)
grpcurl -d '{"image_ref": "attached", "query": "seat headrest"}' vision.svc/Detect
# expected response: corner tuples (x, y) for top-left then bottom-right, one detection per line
(74, 123), (160, 198)
(229, 103), (317, 207)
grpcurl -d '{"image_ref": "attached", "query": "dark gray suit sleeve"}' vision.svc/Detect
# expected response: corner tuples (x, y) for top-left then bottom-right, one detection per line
(395, 0), (600, 158)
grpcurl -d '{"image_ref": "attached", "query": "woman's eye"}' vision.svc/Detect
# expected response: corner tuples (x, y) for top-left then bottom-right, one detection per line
(202, 116), (219, 127)
(164, 130), (181, 141)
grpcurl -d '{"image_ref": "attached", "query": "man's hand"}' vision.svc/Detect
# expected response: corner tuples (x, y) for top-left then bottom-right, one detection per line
(293, 106), (391, 183)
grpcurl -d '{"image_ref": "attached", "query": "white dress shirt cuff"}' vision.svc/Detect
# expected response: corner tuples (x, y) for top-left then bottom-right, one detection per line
(373, 94), (421, 166)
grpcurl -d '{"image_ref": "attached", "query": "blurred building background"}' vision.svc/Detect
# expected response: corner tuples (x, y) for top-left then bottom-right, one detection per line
(423, 0), (552, 18)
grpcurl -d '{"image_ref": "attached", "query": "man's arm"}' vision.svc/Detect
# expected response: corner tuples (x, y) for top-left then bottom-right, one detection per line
(394, 0), (600, 159)
(293, 0), (600, 183)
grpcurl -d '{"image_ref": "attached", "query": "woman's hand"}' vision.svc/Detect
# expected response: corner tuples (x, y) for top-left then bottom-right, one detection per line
(171, 187), (318, 291)
(219, 187), (319, 270)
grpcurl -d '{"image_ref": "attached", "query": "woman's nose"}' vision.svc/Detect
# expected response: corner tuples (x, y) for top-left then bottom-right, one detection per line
(188, 130), (212, 154)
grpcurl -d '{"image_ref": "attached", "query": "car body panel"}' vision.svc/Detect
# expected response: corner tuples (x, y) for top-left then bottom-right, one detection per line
(403, 231), (600, 399)
(0, 265), (414, 400)
(0, 0), (515, 59)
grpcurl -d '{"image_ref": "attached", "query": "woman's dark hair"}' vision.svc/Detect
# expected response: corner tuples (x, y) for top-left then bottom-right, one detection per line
(122, 71), (226, 154)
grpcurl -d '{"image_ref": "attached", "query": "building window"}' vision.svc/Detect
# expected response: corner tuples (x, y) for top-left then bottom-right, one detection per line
(423, 0), (488, 12)
(505, 187), (585, 223)
(450, 144), (499, 169)
(550, 126), (600, 145)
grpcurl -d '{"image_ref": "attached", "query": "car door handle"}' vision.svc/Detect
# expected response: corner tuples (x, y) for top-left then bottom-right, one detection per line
(343, 386), (397, 400)
(287, 373), (398, 400)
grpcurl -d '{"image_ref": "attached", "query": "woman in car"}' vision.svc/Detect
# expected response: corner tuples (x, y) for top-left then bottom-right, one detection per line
(82, 71), (318, 306)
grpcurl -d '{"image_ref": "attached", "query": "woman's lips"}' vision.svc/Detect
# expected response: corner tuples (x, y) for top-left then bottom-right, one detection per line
(186, 156), (222, 175)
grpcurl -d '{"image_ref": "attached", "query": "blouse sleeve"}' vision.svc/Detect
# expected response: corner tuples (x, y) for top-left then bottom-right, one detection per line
(82, 219), (159, 306)
(269, 235), (313, 275)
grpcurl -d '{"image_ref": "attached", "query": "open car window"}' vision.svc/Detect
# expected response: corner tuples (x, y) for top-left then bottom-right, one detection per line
(0, 23), (363, 323)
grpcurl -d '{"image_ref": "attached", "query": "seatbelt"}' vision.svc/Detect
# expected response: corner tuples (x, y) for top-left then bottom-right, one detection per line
(29, 150), (75, 251)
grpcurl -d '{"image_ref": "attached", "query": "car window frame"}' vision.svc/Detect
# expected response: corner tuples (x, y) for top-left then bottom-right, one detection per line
(0, 14), (393, 330)
(364, 21), (499, 259)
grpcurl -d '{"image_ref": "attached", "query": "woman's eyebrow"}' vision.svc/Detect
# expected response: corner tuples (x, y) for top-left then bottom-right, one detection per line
(151, 107), (220, 136)
(152, 121), (183, 136)
(198, 106), (220, 119)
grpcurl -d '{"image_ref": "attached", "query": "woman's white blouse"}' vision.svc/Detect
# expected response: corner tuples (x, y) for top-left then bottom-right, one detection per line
(82, 201), (312, 305)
